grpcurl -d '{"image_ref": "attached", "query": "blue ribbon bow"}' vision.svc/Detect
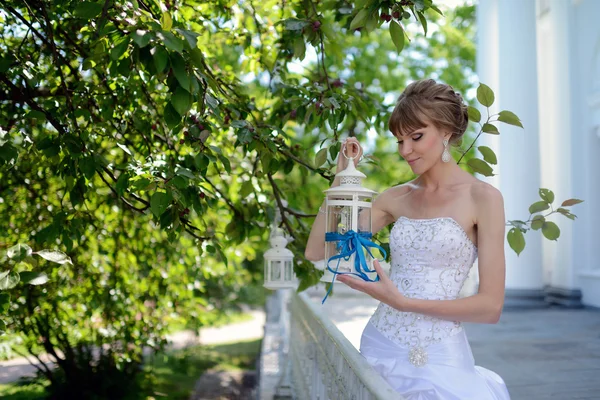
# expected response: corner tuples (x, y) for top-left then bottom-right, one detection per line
(321, 230), (387, 304)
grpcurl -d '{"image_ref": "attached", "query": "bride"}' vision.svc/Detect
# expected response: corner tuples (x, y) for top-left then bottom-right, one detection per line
(305, 79), (511, 399)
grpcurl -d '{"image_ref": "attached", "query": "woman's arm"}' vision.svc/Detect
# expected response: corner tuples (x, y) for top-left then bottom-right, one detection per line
(338, 183), (507, 324)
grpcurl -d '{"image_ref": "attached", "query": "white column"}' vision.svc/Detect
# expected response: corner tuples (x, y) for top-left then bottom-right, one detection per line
(477, 0), (545, 307)
(536, 0), (586, 307)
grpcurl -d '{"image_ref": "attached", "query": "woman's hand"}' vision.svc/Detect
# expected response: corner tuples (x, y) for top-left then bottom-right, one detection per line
(336, 260), (407, 310)
(336, 137), (363, 174)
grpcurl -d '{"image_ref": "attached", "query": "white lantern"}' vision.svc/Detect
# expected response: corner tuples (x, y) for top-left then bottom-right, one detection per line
(320, 147), (386, 292)
(264, 226), (297, 290)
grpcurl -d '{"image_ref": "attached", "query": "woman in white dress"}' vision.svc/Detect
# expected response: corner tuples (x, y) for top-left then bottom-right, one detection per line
(305, 79), (511, 399)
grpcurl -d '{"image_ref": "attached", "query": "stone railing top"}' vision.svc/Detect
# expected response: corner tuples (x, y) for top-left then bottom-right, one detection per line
(292, 291), (402, 399)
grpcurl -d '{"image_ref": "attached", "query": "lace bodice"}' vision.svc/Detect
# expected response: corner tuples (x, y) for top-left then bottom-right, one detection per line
(368, 216), (478, 351)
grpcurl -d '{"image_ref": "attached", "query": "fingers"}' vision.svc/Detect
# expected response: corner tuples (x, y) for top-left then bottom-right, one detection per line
(337, 275), (361, 291)
(373, 259), (387, 278)
(342, 138), (363, 160)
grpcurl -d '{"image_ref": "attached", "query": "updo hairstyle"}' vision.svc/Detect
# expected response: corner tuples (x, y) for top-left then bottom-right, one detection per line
(388, 79), (469, 145)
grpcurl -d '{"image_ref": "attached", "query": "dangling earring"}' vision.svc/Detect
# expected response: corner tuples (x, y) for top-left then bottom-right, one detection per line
(442, 138), (451, 163)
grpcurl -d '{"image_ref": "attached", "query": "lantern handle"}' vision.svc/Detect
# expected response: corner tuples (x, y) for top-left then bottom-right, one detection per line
(342, 141), (359, 161)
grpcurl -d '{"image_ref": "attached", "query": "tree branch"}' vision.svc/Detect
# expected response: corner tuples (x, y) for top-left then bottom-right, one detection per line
(0, 73), (68, 135)
(204, 177), (242, 217)
(267, 173), (298, 240)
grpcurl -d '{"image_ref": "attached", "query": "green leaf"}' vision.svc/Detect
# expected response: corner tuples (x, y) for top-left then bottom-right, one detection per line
(161, 11), (173, 31)
(171, 86), (192, 115)
(365, 13), (378, 33)
(467, 158), (494, 176)
(74, 2), (103, 19)
(498, 110), (523, 128)
(74, 109), (91, 120)
(130, 177), (151, 191)
(176, 168), (196, 180)
(27, 110), (46, 121)
(218, 154), (231, 173)
(240, 181), (254, 198)
(350, 9), (369, 31)
(159, 31), (184, 53)
(557, 208), (577, 220)
(7, 244), (32, 261)
(507, 227), (525, 256)
(116, 172), (130, 196)
(477, 146), (497, 165)
(34, 250), (73, 264)
(0, 292), (9, 313)
(0, 271), (20, 290)
(539, 188), (555, 204)
(315, 147), (328, 167)
(151, 192), (171, 218)
(19, 271), (49, 285)
(529, 201), (549, 214)
(171, 176), (187, 189)
(417, 11), (428, 36)
(82, 58), (96, 70)
(117, 143), (132, 156)
(477, 83), (495, 107)
(510, 220), (528, 230)
(329, 142), (341, 161)
(131, 30), (152, 48)
(293, 37), (306, 61)
(542, 221), (560, 240)
(175, 29), (200, 49)
(80, 156), (96, 180)
(482, 123), (499, 134)
(561, 198), (584, 207)
(164, 103), (182, 129)
(531, 215), (545, 230)
(283, 19), (309, 31)
(110, 37), (130, 61)
(153, 46), (169, 73)
(467, 106), (481, 123)
(0, 319), (5, 335)
(195, 153), (210, 170)
(389, 21), (405, 54)
(171, 53), (191, 91)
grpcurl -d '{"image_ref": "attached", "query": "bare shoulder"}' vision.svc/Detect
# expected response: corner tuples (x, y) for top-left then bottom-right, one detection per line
(469, 180), (505, 221)
(372, 182), (414, 224)
(376, 181), (414, 205)
(470, 180), (503, 203)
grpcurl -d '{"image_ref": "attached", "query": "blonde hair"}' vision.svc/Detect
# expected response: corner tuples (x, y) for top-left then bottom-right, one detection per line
(388, 79), (469, 145)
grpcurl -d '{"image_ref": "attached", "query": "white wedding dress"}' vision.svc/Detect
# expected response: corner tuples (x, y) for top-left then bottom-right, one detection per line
(360, 217), (511, 400)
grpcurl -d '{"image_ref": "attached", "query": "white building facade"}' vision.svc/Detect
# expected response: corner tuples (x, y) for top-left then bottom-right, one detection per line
(477, 0), (600, 308)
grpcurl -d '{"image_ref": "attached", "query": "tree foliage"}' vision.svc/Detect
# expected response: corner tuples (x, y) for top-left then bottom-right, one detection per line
(0, 0), (581, 397)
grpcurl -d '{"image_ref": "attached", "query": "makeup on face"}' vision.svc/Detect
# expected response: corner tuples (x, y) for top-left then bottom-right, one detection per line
(396, 123), (448, 171)
(396, 130), (425, 163)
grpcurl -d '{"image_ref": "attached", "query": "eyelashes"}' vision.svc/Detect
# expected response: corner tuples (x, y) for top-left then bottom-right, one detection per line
(397, 134), (423, 145)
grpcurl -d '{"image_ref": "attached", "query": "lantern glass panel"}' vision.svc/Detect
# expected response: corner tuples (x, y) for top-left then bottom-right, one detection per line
(357, 206), (372, 233)
(270, 260), (282, 281)
(284, 260), (292, 281)
(264, 259), (268, 279)
(325, 203), (354, 273)
(327, 203), (352, 233)
(325, 202), (354, 272)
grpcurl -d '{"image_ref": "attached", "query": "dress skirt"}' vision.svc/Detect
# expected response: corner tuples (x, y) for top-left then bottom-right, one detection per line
(359, 322), (511, 400)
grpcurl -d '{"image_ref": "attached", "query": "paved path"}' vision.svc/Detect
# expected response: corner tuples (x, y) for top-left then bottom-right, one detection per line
(0, 310), (266, 385)
(308, 290), (600, 400)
